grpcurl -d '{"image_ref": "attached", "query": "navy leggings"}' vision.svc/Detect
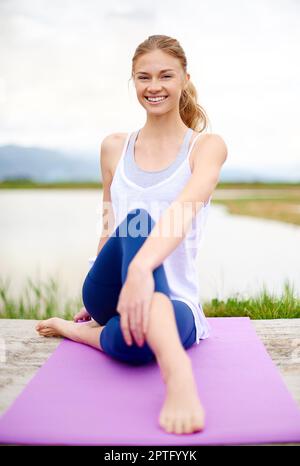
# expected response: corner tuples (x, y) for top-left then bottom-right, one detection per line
(82, 208), (196, 366)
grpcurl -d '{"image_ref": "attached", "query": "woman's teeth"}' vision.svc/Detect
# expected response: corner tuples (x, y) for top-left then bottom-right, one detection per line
(144, 96), (168, 104)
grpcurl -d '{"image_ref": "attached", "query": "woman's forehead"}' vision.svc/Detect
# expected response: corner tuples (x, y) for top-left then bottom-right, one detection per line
(135, 51), (180, 72)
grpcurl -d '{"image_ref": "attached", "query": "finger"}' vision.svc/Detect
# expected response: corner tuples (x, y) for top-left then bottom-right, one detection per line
(135, 304), (144, 346)
(120, 310), (132, 346)
(129, 304), (139, 346)
(142, 300), (150, 336)
(116, 296), (123, 315)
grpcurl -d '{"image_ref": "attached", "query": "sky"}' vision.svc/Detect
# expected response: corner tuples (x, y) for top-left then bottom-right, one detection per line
(0, 0), (299, 172)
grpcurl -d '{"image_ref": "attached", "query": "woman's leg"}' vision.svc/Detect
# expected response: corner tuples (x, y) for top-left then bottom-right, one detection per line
(36, 317), (105, 350)
(98, 298), (196, 366)
(37, 208), (196, 361)
(36, 210), (124, 344)
(36, 208), (170, 354)
(36, 208), (204, 434)
(142, 291), (205, 435)
(85, 208), (196, 366)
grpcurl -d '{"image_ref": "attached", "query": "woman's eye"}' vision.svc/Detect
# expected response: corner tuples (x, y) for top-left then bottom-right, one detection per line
(138, 75), (171, 80)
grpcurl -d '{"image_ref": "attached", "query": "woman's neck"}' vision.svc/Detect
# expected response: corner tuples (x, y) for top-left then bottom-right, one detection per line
(140, 119), (189, 142)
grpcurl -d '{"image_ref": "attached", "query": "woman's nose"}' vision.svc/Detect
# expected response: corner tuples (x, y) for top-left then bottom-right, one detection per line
(147, 85), (164, 92)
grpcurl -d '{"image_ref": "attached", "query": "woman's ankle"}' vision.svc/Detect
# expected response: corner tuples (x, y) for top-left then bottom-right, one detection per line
(157, 348), (191, 384)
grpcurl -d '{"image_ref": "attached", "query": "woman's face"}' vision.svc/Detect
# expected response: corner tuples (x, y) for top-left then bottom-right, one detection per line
(133, 49), (188, 114)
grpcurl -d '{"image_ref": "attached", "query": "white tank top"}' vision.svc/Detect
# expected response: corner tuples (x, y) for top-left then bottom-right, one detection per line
(108, 129), (212, 344)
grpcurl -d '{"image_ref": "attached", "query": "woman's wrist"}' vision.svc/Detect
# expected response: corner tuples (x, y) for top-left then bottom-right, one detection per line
(129, 258), (153, 275)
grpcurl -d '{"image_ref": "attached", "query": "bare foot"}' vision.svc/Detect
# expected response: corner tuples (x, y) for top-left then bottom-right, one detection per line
(35, 317), (100, 337)
(35, 317), (75, 337)
(159, 355), (205, 435)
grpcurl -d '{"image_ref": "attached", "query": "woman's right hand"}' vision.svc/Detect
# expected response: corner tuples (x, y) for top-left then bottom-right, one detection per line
(73, 306), (91, 322)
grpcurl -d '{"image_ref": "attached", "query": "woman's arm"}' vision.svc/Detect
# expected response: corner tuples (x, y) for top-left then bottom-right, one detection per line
(129, 134), (228, 273)
(96, 135), (116, 256)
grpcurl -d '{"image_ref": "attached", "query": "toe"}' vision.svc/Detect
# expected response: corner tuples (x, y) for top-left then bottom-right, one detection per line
(183, 419), (192, 434)
(192, 415), (205, 432)
(37, 320), (46, 329)
(164, 418), (173, 434)
(174, 417), (184, 435)
(40, 330), (53, 337)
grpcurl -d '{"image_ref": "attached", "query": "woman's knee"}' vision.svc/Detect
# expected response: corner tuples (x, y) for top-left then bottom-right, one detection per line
(82, 274), (119, 325)
(182, 325), (196, 349)
(100, 316), (155, 366)
(171, 300), (197, 349)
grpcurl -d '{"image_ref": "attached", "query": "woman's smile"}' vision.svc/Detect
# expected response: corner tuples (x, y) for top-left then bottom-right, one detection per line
(144, 95), (169, 105)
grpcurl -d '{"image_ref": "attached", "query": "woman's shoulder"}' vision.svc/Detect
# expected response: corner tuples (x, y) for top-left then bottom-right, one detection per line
(192, 132), (227, 161)
(101, 132), (129, 148)
(100, 132), (131, 178)
(194, 132), (227, 151)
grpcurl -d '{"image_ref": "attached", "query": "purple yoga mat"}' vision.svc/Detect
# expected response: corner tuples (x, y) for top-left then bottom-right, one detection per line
(1, 317), (300, 445)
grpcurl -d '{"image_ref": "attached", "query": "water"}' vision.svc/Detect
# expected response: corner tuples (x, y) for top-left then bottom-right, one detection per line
(196, 204), (300, 301)
(0, 189), (299, 309)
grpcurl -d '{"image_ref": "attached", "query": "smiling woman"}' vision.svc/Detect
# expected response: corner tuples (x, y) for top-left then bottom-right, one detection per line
(131, 37), (210, 131)
(36, 34), (227, 436)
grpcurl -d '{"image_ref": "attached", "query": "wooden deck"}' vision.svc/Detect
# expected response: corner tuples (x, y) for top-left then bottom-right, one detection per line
(0, 318), (299, 446)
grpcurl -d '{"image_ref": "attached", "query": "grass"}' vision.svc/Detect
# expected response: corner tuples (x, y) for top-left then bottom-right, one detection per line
(0, 276), (82, 321)
(213, 199), (300, 226)
(0, 179), (101, 189)
(0, 179), (299, 190)
(203, 279), (300, 319)
(0, 275), (299, 321)
(214, 183), (300, 226)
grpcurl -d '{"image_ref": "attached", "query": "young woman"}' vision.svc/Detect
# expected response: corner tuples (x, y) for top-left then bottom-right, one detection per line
(36, 35), (227, 435)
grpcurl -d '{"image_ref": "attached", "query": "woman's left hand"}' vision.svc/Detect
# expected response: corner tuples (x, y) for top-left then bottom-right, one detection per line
(116, 262), (154, 347)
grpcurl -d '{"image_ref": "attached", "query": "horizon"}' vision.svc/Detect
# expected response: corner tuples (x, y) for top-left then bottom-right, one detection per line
(0, 142), (299, 183)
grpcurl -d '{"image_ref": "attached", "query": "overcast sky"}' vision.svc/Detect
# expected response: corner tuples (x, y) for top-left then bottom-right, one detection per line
(0, 0), (299, 172)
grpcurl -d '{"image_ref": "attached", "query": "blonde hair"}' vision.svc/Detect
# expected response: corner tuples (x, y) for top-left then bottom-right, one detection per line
(129, 34), (210, 133)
